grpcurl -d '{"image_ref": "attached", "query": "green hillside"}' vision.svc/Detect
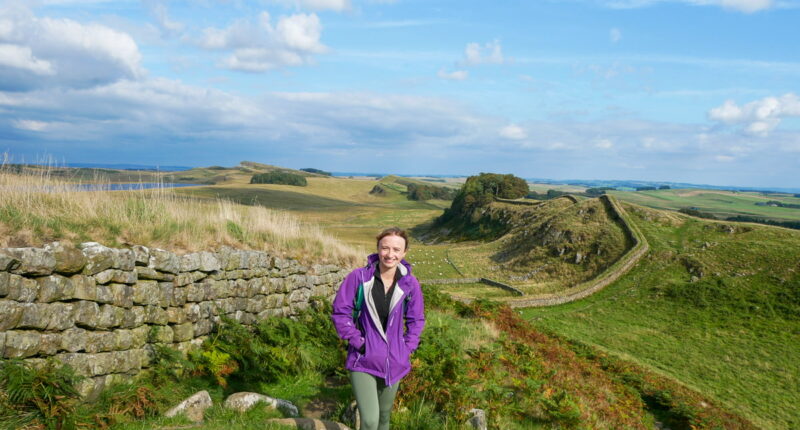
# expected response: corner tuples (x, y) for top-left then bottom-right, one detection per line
(612, 188), (800, 223)
(522, 204), (800, 429)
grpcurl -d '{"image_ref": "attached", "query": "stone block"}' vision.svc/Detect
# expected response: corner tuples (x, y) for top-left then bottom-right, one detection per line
(149, 325), (174, 344)
(94, 269), (117, 285)
(86, 331), (117, 353)
(73, 301), (100, 328)
(145, 305), (168, 325)
(4, 331), (41, 358)
(121, 306), (146, 328)
(115, 330), (133, 350)
(132, 245), (149, 266)
(149, 248), (180, 274)
(265, 294), (285, 309)
(311, 284), (331, 298)
(46, 302), (75, 331)
(218, 247), (244, 270)
(97, 304), (125, 329)
(6, 274), (39, 302)
(290, 300), (310, 313)
(268, 278), (286, 294)
(0, 272), (8, 297)
(45, 242), (87, 274)
(185, 283), (205, 302)
(246, 295), (266, 313)
(96, 284), (113, 304)
(18, 303), (47, 329)
(132, 280), (160, 305)
(288, 288), (310, 304)
(113, 248), (135, 271)
(184, 303), (201, 322)
(80, 242), (114, 275)
(39, 333), (60, 356)
(171, 287), (187, 306)
(198, 252), (221, 272)
(70, 275), (97, 301)
(180, 253), (201, 272)
(4, 247), (56, 276)
(37, 274), (75, 302)
(60, 328), (87, 352)
(158, 282), (173, 307)
(167, 307), (188, 324)
(172, 322), (194, 342)
(109, 283), (134, 308)
(131, 326), (149, 347)
(194, 319), (213, 336)
(0, 250), (19, 271)
(173, 272), (193, 287)
(0, 332), (5, 356)
(135, 266), (174, 281)
(0, 300), (23, 330)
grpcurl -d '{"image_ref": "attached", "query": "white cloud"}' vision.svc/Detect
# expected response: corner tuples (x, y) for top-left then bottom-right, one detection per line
(463, 40), (505, 66)
(13, 119), (49, 131)
(267, 0), (352, 11)
(708, 93), (800, 136)
(0, 6), (143, 91)
(610, 28), (622, 43)
(0, 44), (54, 75)
(437, 68), (468, 80)
(147, 1), (185, 36)
(596, 138), (614, 149)
(596, 0), (775, 13)
(198, 11), (327, 72)
(499, 124), (527, 140)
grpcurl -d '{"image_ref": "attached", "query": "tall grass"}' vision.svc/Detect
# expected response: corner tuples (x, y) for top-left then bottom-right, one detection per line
(0, 160), (361, 265)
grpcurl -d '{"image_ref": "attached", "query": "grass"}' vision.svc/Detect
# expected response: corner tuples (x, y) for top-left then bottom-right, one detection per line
(612, 188), (800, 222)
(521, 204), (800, 429)
(0, 162), (361, 265)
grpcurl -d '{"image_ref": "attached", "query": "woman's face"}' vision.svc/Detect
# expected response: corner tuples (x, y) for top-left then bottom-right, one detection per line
(377, 234), (407, 271)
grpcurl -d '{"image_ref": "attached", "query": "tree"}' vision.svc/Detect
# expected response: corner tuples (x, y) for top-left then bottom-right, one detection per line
(250, 172), (307, 186)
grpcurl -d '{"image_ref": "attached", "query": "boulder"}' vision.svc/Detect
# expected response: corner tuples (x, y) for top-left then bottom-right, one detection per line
(4, 247), (56, 276)
(0, 250), (20, 271)
(224, 392), (299, 414)
(149, 248), (180, 274)
(266, 418), (350, 430)
(0, 300), (24, 330)
(466, 408), (487, 430)
(165, 390), (213, 423)
(80, 242), (115, 275)
(3, 331), (41, 358)
(45, 242), (86, 274)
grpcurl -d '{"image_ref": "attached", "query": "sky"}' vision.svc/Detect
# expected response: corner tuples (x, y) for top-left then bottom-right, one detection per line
(1, 0), (799, 188)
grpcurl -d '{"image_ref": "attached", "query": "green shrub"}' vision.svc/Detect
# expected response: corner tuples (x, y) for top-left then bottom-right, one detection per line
(0, 359), (84, 430)
(250, 172), (307, 186)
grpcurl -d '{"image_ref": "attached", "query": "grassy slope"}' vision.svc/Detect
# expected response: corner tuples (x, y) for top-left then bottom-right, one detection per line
(521, 204), (800, 429)
(612, 188), (800, 222)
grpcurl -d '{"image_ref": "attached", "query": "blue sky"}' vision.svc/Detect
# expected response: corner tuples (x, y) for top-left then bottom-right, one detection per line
(1, 0), (799, 188)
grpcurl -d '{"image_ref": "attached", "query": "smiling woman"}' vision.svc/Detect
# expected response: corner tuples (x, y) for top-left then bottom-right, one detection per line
(331, 227), (425, 430)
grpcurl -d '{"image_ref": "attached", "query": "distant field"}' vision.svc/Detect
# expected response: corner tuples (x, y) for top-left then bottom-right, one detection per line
(611, 188), (800, 222)
(522, 205), (800, 429)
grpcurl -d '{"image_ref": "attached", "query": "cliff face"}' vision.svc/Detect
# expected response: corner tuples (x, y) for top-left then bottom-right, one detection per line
(0, 242), (346, 398)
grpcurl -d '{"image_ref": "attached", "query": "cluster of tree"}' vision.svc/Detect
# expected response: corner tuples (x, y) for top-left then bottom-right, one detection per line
(726, 215), (800, 230)
(527, 189), (568, 200)
(406, 183), (457, 201)
(679, 207), (717, 219)
(250, 171), (307, 186)
(635, 185), (671, 191)
(438, 173), (529, 222)
(300, 168), (332, 176)
(755, 200), (800, 209)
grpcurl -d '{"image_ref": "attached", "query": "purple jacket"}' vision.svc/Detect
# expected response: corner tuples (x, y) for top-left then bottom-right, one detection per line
(331, 253), (425, 386)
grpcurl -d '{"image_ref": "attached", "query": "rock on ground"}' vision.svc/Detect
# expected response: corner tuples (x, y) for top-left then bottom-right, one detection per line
(164, 390), (213, 423)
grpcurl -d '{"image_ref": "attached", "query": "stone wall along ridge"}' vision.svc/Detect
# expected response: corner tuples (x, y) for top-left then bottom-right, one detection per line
(0, 242), (345, 398)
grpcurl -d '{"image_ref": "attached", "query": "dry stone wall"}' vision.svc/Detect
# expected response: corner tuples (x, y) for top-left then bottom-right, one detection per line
(0, 242), (345, 398)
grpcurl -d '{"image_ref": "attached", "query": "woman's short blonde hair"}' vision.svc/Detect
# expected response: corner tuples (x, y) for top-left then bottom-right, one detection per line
(376, 227), (409, 251)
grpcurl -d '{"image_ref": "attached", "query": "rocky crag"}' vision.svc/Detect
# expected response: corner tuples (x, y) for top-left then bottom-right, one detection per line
(0, 242), (345, 398)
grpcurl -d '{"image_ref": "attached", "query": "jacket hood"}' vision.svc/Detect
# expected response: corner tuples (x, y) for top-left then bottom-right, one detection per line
(366, 253), (412, 277)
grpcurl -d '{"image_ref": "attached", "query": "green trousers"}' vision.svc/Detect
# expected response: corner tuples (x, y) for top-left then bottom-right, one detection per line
(350, 371), (400, 430)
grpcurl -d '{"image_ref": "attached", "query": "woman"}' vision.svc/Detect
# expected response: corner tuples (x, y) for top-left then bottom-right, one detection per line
(331, 227), (426, 430)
